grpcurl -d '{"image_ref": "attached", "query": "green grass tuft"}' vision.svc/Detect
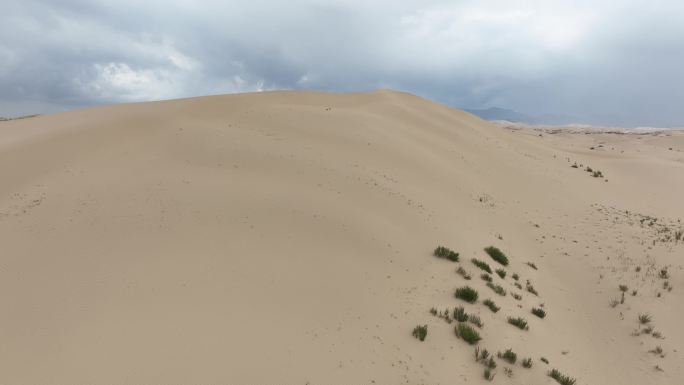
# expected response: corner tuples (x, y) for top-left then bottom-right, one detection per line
(455, 286), (479, 303)
(549, 369), (576, 385)
(532, 307), (546, 318)
(487, 282), (507, 296)
(412, 324), (427, 341)
(455, 322), (482, 345)
(498, 348), (517, 364)
(483, 299), (500, 313)
(471, 258), (493, 274)
(484, 246), (509, 266)
(508, 316), (529, 330)
(434, 246), (459, 262)
(454, 306), (469, 322)
(495, 268), (506, 279)
(522, 357), (533, 368)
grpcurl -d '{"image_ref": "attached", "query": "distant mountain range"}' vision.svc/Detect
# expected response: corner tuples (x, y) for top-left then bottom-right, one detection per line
(464, 107), (584, 126)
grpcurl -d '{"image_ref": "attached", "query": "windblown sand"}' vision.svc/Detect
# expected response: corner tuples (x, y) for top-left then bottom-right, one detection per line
(1, 90), (682, 384)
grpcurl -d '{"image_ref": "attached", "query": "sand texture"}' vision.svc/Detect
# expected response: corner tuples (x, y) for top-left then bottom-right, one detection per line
(1, 90), (683, 384)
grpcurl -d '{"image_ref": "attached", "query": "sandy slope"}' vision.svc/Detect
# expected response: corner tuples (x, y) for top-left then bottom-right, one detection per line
(1, 90), (682, 384)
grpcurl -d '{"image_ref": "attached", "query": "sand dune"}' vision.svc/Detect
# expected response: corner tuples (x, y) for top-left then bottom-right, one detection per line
(1, 90), (682, 384)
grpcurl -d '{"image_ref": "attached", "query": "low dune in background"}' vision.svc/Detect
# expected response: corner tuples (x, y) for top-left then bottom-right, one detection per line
(1, 90), (682, 384)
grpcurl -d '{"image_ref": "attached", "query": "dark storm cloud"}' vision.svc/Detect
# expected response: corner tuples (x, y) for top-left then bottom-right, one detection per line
(1, 0), (683, 127)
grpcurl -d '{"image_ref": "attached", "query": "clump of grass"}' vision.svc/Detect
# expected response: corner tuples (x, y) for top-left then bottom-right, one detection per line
(454, 306), (469, 322)
(481, 273), (493, 282)
(455, 322), (481, 345)
(484, 246), (509, 266)
(503, 367), (513, 377)
(412, 325), (427, 341)
(635, 266), (642, 272)
(487, 282), (507, 296)
(484, 367), (496, 381)
(522, 357), (533, 368)
(455, 286), (479, 303)
(659, 268), (669, 279)
(431, 307), (453, 323)
(532, 307), (546, 318)
(652, 331), (663, 339)
(526, 262), (538, 270)
(471, 258), (493, 274)
(526, 281), (539, 296)
(508, 316), (529, 330)
(514, 282), (523, 289)
(483, 299), (500, 313)
(541, 357), (549, 364)
(649, 346), (665, 357)
(434, 246), (459, 262)
(549, 369), (576, 385)
(638, 313), (652, 325)
(512, 273), (519, 281)
(619, 284), (629, 292)
(512, 293), (522, 300)
(468, 314), (484, 328)
(495, 268), (506, 279)
(456, 266), (472, 280)
(498, 348), (517, 364)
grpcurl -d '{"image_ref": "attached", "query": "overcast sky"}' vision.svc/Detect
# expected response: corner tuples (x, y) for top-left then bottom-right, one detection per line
(2, 0), (683, 127)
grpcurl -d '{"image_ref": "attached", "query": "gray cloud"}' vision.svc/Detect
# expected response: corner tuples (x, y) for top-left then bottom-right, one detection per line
(1, 0), (683, 127)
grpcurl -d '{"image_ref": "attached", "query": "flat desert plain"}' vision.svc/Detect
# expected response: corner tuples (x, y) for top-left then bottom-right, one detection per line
(1, 90), (683, 384)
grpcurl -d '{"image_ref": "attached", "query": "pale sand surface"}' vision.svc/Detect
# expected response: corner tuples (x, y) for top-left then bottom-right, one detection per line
(1, 90), (682, 384)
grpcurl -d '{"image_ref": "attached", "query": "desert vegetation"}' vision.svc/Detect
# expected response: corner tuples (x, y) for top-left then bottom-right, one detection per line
(455, 286), (479, 303)
(508, 316), (529, 330)
(471, 258), (493, 274)
(434, 246), (459, 262)
(484, 246), (509, 266)
(412, 324), (428, 341)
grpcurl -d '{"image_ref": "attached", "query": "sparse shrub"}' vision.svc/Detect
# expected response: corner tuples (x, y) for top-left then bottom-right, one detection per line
(512, 293), (522, 300)
(649, 346), (665, 357)
(642, 325), (654, 335)
(652, 331), (663, 339)
(457, 266), (472, 280)
(475, 346), (490, 362)
(508, 316), (529, 330)
(659, 268), (669, 279)
(571, 163), (578, 168)
(632, 289), (637, 296)
(481, 273), (493, 282)
(635, 266), (641, 272)
(434, 246), (459, 262)
(619, 284), (628, 292)
(592, 170), (603, 178)
(498, 348), (517, 364)
(541, 357), (549, 364)
(495, 268), (506, 279)
(514, 282), (523, 289)
(454, 306), (469, 322)
(522, 357), (533, 368)
(483, 299), (500, 313)
(532, 307), (546, 318)
(484, 246), (509, 266)
(430, 307), (438, 316)
(455, 286), (479, 303)
(484, 367), (496, 381)
(412, 324), (427, 341)
(527, 262), (538, 270)
(471, 258), (493, 274)
(455, 322), (482, 345)
(487, 282), (507, 296)
(468, 314), (484, 328)
(512, 273), (519, 281)
(609, 298), (620, 308)
(504, 367), (513, 377)
(549, 369), (576, 385)
(638, 313), (652, 325)
(526, 281), (539, 296)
